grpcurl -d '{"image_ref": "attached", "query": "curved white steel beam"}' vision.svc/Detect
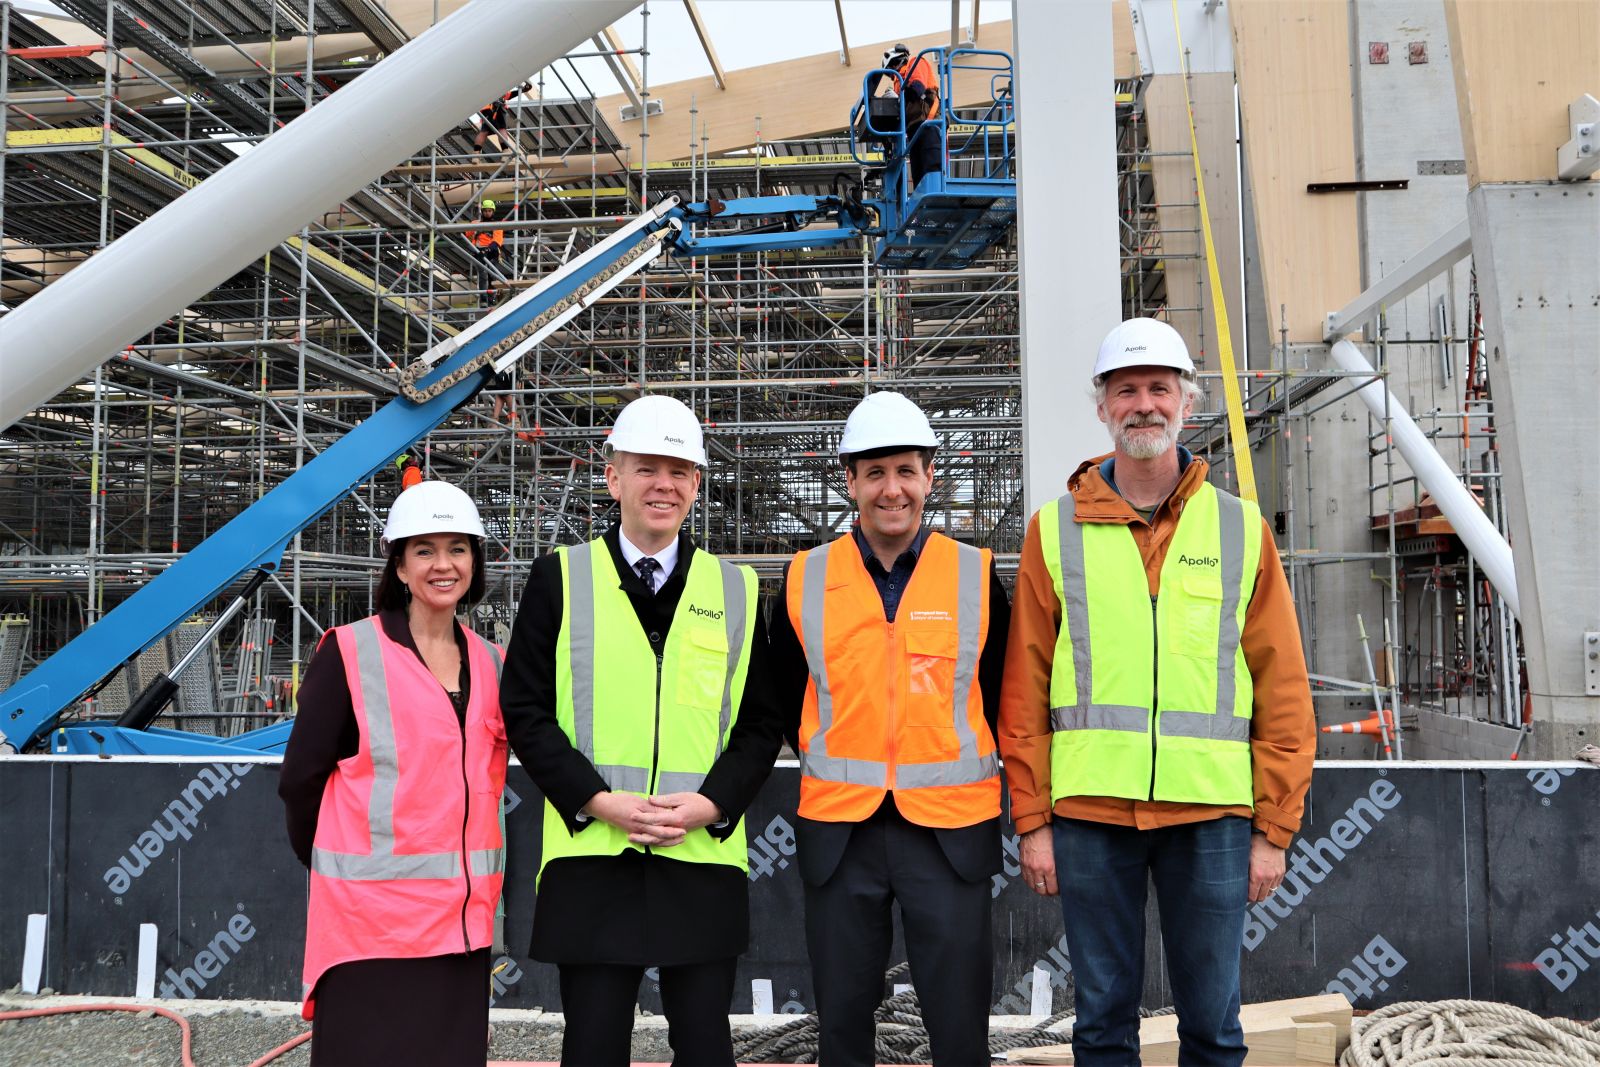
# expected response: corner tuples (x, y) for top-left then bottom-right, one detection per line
(0, 0), (637, 431)
(1328, 339), (1520, 619)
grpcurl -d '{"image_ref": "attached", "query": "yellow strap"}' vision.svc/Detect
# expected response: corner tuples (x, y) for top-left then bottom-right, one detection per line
(1170, 5), (1257, 503)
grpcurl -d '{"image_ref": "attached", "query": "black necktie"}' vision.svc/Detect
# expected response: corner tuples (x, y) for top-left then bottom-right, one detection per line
(635, 556), (660, 594)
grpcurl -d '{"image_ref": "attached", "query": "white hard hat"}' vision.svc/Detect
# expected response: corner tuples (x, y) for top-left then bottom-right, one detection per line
(381, 480), (486, 555)
(838, 391), (938, 458)
(606, 394), (707, 467)
(1092, 317), (1196, 382)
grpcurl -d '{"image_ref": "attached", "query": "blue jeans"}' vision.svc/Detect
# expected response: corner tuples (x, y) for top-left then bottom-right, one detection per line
(1053, 816), (1251, 1067)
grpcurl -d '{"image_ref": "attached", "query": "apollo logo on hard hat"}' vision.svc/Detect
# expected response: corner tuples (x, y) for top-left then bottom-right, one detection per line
(432, 512), (455, 521)
(1125, 344), (1148, 353)
(664, 435), (685, 445)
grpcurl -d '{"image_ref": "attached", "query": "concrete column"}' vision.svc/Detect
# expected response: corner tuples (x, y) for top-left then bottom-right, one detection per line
(1468, 183), (1600, 757)
(1013, 0), (1121, 516)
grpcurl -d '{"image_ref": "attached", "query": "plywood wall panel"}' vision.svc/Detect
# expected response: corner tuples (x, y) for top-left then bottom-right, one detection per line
(1230, 0), (1361, 344)
(1144, 72), (1243, 371)
(1445, 0), (1600, 185)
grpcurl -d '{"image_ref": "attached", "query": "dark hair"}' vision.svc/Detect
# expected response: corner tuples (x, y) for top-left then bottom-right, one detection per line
(375, 534), (487, 612)
(842, 446), (934, 475)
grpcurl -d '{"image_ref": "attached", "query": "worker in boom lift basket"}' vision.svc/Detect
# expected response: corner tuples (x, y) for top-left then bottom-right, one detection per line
(279, 480), (507, 1066)
(499, 395), (783, 1067)
(998, 318), (1316, 1067)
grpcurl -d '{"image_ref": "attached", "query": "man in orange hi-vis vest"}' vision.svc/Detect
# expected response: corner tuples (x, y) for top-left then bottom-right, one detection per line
(770, 391), (1010, 1066)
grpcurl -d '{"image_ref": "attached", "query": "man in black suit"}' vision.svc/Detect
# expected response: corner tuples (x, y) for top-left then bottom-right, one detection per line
(501, 394), (782, 1067)
(768, 391), (1010, 1066)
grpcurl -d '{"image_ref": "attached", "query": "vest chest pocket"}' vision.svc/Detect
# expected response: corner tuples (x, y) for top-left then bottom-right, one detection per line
(904, 629), (958, 728)
(1171, 573), (1224, 658)
(675, 626), (729, 710)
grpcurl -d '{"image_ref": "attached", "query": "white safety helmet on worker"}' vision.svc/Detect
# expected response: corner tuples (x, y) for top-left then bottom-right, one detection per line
(381, 480), (486, 555)
(606, 394), (707, 467)
(838, 391), (938, 458)
(1092, 317), (1196, 383)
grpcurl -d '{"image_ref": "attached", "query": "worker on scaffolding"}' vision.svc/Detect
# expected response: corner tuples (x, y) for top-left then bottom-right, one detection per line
(471, 81), (531, 160)
(464, 197), (505, 303)
(499, 395), (783, 1067)
(278, 480), (507, 1065)
(879, 43), (943, 190)
(998, 318), (1316, 1067)
(769, 391), (1011, 1066)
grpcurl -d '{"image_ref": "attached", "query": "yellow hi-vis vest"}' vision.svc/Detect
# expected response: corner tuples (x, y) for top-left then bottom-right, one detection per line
(542, 538), (758, 881)
(1039, 480), (1262, 805)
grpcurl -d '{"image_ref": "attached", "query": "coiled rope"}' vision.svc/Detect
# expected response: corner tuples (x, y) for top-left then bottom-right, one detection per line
(1341, 1001), (1600, 1067)
(732, 962), (1169, 1064)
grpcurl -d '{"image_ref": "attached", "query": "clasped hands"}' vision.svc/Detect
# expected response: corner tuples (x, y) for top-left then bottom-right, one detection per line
(582, 790), (722, 847)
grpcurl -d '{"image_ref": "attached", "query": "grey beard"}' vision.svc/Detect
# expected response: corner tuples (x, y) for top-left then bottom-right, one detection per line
(1115, 419), (1179, 460)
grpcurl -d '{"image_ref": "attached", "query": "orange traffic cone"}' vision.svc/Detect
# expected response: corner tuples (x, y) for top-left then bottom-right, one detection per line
(1321, 710), (1396, 735)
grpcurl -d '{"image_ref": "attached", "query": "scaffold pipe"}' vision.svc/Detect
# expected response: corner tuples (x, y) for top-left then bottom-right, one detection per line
(1328, 339), (1520, 619)
(0, 0), (637, 431)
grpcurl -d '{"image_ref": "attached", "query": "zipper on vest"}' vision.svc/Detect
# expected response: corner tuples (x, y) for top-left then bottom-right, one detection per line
(885, 621), (897, 790)
(457, 714), (472, 953)
(1148, 594), (1159, 802)
(647, 651), (664, 853)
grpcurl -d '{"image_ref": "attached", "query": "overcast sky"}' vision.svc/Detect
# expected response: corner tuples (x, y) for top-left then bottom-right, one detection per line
(562, 1), (1014, 99)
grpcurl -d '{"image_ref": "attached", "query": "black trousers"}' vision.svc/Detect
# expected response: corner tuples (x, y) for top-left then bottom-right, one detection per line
(310, 949), (489, 1067)
(805, 809), (993, 1066)
(557, 957), (737, 1067)
(907, 121), (942, 190)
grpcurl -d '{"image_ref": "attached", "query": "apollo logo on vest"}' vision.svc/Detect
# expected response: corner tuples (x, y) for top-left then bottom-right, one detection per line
(1177, 553), (1219, 568)
(688, 604), (724, 620)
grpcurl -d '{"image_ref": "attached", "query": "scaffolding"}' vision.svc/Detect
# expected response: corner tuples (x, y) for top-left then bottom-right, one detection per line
(0, 1), (1522, 746)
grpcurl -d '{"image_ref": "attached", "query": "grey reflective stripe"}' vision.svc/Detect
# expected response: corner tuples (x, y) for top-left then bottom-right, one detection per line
(800, 750), (888, 787)
(1159, 709), (1251, 742)
(1050, 704), (1149, 732)
(311, 847), (461, 881)
(470, 631), (503, 682)
(469, 848), (506, 877)
(567, 541), (597, 762)
(596, 764), (651, 793)
(1215, 490), (1245, 721)
(799, 543), (835, 759)
(657, 770), (707, 793)
(351, 619), (398, 855)
(949, 542), (983, 762)
(715, 559), (747, 763)
(1055, 493), (1095, 714)
(896, 752), (999, 789)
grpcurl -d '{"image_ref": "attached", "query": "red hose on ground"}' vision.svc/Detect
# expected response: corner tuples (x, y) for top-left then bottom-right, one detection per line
(0, 1002), (196, 1067)
(0, 1001), (313, 1066)
(247, 1029), (313, 1066)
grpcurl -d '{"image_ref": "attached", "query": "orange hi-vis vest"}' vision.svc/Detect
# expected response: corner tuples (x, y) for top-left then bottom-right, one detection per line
(787, 531), (998, 827)
(467, 227), (503, 251)
(300, 616), (507, 1018)
(899, 55), (941, 120)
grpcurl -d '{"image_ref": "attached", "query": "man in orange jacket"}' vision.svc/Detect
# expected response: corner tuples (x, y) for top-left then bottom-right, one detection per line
(998, 318), (1315, 1067)
(770, 391), (1010, 1066)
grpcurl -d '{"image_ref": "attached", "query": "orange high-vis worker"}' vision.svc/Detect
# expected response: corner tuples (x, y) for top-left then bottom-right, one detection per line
(786, 531), (999, 827)
(300, 617), (507, 1017)
(898, 53), (940, 120)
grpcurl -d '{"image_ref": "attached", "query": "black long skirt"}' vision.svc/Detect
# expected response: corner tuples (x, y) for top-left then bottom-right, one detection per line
(310, 948), (491, 1066)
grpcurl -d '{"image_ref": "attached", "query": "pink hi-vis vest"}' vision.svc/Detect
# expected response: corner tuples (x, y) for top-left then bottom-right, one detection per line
(300, 616), (507, 1018)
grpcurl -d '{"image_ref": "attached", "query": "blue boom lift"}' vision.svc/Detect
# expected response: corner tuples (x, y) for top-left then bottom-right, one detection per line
(0, 47), (1016, 757)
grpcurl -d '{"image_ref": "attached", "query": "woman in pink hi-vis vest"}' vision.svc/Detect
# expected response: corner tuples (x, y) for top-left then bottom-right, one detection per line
(280, 480), (508, 1066)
